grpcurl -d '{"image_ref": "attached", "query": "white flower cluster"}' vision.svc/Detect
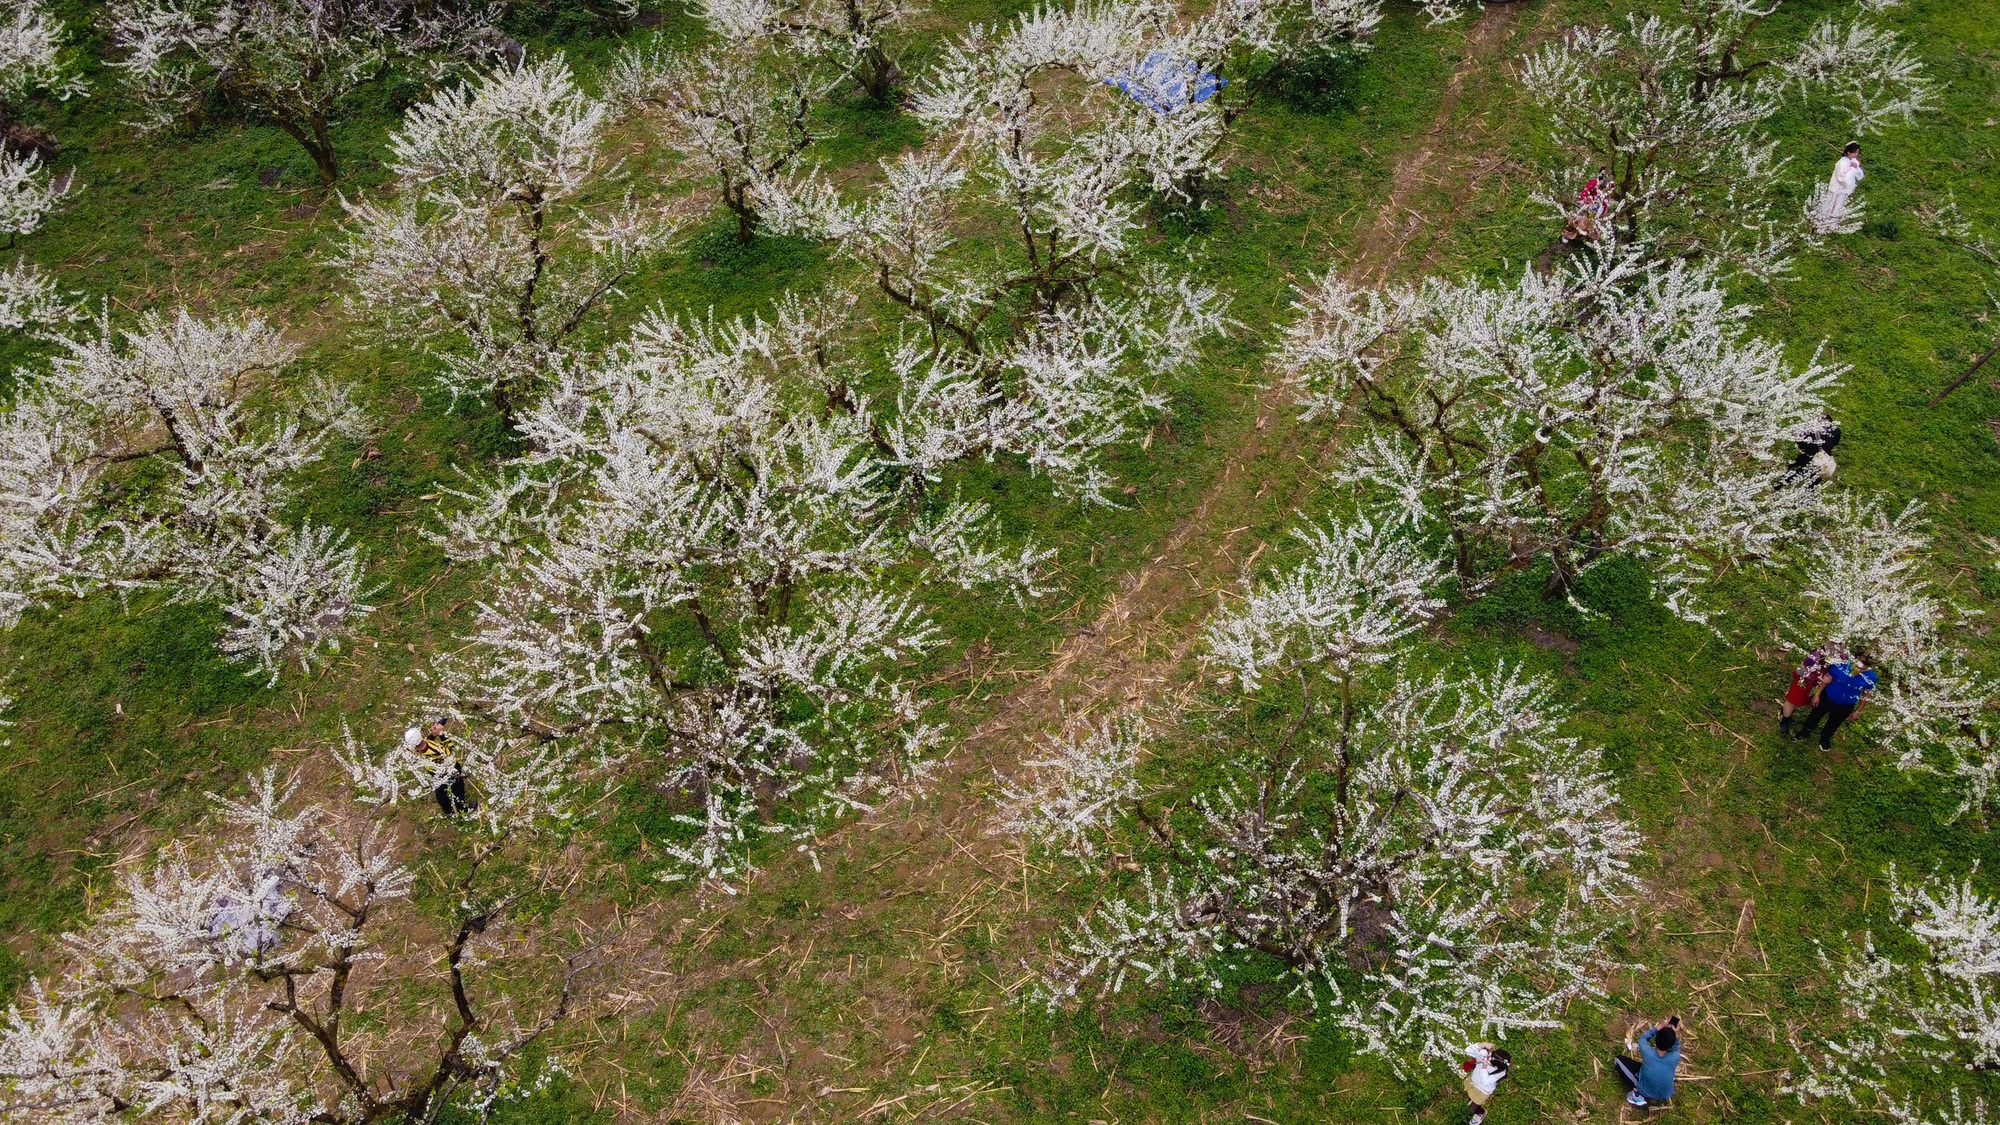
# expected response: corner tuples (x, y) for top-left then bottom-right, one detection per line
(1792, 867), (2000, 1125)
(0, 0), (80, 333)
(1013, 517), (1642, 1069)
(427, 291), (1056, 887)
(0, 763), (583, 1125)
(1272, 240), (1841, 619)
(994, 713), (1147, 859)
(0, 310), (373, 683)
(912, 0), (1229, 201)
(0, 111), (79, 332)
(107, 0), (501, 182)
(0, 0), (84, 111)
(608, 32), (837, 244)
(341, 56), (691, 427)
(1520, 0), (1932, 276)
(745, 2), (1235, 503)
(1791, 497), (2000, 819)
(696, 0), (927, 102)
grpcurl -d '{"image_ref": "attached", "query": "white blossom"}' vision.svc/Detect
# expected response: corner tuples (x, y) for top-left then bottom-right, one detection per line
(0, 763), (588, 1124)
(0, 147), (78, 334)
(339, 55), (691, 429)
(0, 257), (72, 333)
(1520, 0), (1932, 277)
(0, 0), (84, 111)
(611, 38), (837, 244)
(1789, 497), (2000, 819)
(699, 0), (926, 103)
(1792, 867), (2000, 1125)
(427, 292), (1054, 886)
(994, 713), (1146, 858)
(0, 309), (372, 682)
(1207, 515), (1445, 691)
(107, 0), (502, 183)
(1028, 517), (1641, 1069)
(760, 3), (1237, 502)
(1273, 240), (1841, 618)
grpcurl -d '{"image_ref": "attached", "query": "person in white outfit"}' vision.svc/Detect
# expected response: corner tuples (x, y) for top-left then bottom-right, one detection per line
(1823, 141), (1864, 225)
(1461, 1043), (1511, 1124)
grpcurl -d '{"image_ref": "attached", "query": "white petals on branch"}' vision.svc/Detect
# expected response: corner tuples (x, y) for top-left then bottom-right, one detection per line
(0, 149), (71, 241)
(1206, 516), (1445, 690)
(432, 293), (1052, 886)
(1792, 498), (2000, 819)
(0, 765), (582, 1124)
(1273, 243), (1840, 617)
(1793, 868), (2000, 1125)
(0, 148), (79, 333)
(698, 0), (924, 102)
(612, 39), (835, 242)
(0, 310), (371, 681)
(107, 0), (499, 181)
(0, 0), (84, 108)
(995, 713), (1145, 858)
(0, 259), (73, 332)
(1781, 14), (1935, 134)
(1027, 518), (1641, 1068)
(341, 55), (689, 418)
(1520, 0), (1931, 276)
(761, 1), (1236, 502)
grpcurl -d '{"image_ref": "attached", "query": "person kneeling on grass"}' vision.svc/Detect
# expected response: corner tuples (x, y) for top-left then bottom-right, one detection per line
(1792, 651), (1877, 752)
(404, 718), (476, 816)
(1614, 1016), (1681, 1108)
(1461, 1043), (1510, 1124)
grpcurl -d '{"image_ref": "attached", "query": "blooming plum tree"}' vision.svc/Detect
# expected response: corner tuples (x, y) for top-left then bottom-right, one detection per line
(1791, 867), (2000, 1125)
(340, 56), (691, 432)
(609, 38), (837, 243)
(1007, 517), (1642, 1067)
(1271, 240), (1841, 618)
(0, 0), (84, 158)
(0, 310), (373, 683)
(0, 751), (593, 1125)
(425, 291), (1057, 887)
(108, 0), (503, 184)
(760, 2), (1233, 501)
(1520, 0), (1933, 276)
(698, 0), (926, 103)
(0, 144), (75, 333)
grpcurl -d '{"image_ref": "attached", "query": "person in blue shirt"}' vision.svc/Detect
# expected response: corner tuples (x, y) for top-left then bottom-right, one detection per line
(1614, 1016), (1682, 1107)
(1791, 650), (1878, 751)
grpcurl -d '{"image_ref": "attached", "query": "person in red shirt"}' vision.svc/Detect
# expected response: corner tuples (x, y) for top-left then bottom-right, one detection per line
(1779, 647), (1829, 735)
(1561, 167), (1612, 243)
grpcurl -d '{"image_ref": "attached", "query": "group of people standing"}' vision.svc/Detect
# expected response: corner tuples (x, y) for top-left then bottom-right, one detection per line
(1563, 141), (1867, 243)
(1781, 648), (1878, 751)
(1461, 1016), (1681, 1121)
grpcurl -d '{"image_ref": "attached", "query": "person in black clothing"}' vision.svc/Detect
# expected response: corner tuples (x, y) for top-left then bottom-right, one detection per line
(404, 718), (475, 816)
(1786, 409), (1842, 486)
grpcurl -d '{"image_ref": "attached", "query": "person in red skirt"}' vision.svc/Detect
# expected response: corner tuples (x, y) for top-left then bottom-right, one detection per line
(1780, 647), (1830, 736)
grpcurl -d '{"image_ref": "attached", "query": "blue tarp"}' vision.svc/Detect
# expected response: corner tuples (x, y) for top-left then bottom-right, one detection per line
(1108, 52), (1225, 115)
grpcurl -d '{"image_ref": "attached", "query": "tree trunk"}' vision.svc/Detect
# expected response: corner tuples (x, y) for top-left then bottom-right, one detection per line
(273, 113), (341, 185)
(859, 48), (901, 104)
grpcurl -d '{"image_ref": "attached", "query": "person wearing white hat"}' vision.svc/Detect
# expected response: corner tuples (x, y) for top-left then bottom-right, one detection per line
(406, 718), (472, 815)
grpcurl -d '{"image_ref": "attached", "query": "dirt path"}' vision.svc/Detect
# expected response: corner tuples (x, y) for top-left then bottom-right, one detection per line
(600, 8), (1538, 1121)
(942, 0), (1530, 744)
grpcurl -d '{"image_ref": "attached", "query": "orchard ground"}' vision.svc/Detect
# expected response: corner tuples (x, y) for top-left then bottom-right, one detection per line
(4, 0), (2000, 1122)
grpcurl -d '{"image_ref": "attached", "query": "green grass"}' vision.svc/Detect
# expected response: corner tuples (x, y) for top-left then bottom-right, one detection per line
(5, 0), (2000, 1121)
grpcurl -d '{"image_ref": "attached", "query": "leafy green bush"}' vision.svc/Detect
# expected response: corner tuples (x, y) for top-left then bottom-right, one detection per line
(1268, 45), (1364, 116)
